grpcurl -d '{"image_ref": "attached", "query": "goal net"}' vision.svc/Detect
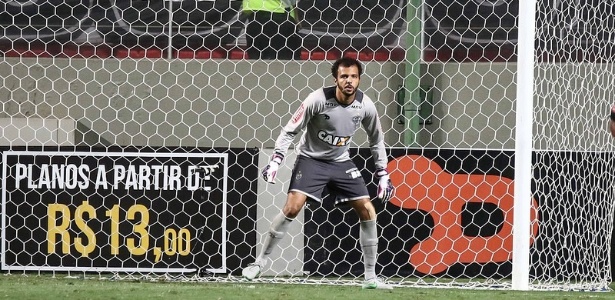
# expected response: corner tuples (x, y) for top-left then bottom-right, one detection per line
(531, 0), (615, 290)
(0, 0), (613, 291)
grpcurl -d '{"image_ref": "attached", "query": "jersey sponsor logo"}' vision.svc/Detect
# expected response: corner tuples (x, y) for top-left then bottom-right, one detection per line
(318, 130), (351, 146)
(291, 103), (305, 124)
(322, 114), (330, 120)
(325, 102), (337, 107)
(352, 115), (362, 129)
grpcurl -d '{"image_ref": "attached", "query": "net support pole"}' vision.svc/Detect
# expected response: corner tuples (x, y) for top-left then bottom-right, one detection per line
(512, 0), (536, 291)
(167, 0), (173, 59)
(403, 0), (422, 146)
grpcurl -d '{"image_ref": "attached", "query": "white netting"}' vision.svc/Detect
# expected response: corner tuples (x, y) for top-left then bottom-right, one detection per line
(531, 0), (615, 290)
(0, 0), (613, 292)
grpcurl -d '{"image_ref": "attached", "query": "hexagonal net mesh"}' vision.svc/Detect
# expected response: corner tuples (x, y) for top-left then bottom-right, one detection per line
(0, 0), (613, 291)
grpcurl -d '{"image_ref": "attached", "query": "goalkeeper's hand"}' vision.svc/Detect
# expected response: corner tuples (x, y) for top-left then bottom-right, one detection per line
(262, 153), (284, 184)
(375, 168), (394, 203)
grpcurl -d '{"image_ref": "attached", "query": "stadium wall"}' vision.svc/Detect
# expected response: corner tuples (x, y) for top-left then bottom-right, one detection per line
(3, 58), (607, 151)
(0, 58), (523, 149)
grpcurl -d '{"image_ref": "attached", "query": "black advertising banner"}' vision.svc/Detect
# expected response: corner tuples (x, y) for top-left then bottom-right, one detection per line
(1, 147), (258, 274)
(304, 148), (614, 278)
(304, 148), (518, 278)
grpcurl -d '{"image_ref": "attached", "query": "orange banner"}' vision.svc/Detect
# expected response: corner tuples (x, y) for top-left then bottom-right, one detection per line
(388, 155), (539, 274)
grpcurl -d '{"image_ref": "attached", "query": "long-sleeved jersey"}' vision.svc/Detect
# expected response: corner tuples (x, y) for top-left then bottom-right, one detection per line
(273, 86), (388, 170)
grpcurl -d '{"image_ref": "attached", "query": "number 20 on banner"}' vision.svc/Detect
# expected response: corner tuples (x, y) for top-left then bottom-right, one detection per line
(47, 200), (191, 262)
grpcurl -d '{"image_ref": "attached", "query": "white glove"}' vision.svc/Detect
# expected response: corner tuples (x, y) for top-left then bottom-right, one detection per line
(376, 169), (394, 203)
(262, 153), (284, 184)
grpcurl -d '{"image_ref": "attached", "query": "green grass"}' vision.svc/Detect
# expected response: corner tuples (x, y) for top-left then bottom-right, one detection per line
(2, 274), (615, 300)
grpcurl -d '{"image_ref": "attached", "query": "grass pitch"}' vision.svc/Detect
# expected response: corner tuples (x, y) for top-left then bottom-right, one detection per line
(1, 274), (615, 300)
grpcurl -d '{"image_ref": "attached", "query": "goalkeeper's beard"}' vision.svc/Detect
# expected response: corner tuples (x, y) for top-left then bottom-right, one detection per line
(337, 82), (357, 98)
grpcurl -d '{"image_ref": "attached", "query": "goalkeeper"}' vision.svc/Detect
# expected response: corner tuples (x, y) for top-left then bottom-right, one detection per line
(242, 57), (394, 290)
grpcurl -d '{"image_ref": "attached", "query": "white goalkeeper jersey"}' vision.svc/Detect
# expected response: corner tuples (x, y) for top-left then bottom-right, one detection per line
(273, 86), (388, 170)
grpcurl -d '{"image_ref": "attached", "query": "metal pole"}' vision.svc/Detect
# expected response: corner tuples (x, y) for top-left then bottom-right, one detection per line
(512, 0), (537, 291)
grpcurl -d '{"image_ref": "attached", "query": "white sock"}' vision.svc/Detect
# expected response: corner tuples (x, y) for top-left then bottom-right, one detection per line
(360, 219), (378, 281)
(256, 211), (294, 265)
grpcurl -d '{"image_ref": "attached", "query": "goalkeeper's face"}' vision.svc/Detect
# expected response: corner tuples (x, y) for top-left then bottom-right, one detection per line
(334, 65), (361, 100)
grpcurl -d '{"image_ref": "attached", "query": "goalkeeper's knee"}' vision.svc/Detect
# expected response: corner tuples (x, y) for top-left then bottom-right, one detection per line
(268, 228), (286, 240)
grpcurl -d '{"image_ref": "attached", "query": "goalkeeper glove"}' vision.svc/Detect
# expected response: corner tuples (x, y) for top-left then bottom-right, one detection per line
(262, 153), (284, 184)
(375, 168), (394, 203)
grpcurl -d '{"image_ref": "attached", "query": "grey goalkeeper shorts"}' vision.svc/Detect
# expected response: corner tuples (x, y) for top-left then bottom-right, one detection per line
(288, 155), (370, 204)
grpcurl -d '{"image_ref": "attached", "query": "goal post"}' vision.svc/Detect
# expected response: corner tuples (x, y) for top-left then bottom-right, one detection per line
(512, 0), (536, 291)
(0, 0), (613, 292)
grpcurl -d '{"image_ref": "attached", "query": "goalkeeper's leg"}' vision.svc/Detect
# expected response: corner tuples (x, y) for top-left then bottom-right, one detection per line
(351, 198), (393, 290)
(242, 192), (305, 280)
(242, 211), (294, 280)
(360, 219), (378, 281)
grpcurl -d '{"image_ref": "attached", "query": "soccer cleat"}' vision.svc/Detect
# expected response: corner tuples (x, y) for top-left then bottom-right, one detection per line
(241, 261), (264, 280)
(362, 278), (394, 290)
